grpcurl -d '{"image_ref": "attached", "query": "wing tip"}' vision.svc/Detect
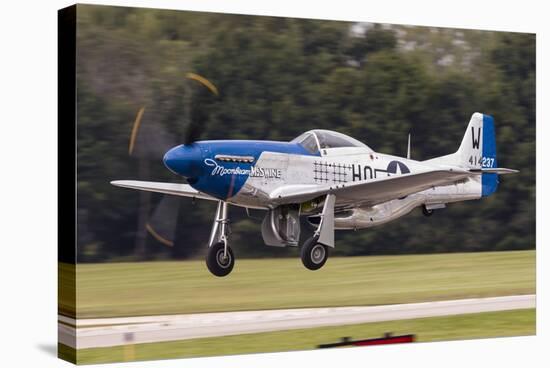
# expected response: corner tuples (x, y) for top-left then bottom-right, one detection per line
(111, 180), (139, 188)
(499, 168), (520, 174)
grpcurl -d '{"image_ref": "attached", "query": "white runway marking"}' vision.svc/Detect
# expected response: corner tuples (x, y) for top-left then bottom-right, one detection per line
(59, 294), (535, 349)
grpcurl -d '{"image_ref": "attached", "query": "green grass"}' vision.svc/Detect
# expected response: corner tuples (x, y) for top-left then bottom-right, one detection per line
(58, 342), (76, 364)
(64, 250), (535, 318)
(74, 308), (536, 364)
(59, 263), (75, 317)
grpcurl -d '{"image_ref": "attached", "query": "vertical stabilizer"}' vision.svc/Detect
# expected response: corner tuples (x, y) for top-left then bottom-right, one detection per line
(455, 113), (498, 196)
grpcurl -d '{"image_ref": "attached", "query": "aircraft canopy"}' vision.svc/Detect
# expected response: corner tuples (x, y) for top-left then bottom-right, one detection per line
(292, 129), (373, 154)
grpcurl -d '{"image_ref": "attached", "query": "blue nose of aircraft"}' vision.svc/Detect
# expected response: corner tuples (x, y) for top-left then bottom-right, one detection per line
(163, 144), (203, 180)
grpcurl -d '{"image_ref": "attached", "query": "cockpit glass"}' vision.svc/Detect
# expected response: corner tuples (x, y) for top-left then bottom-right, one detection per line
(291, 132), (319, 154)
(314, 130), (368, 149)
(292, 130), (371, 153)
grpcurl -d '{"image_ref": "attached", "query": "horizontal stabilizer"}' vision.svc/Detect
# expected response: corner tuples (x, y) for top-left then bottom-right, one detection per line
(469, 168), (519, 175)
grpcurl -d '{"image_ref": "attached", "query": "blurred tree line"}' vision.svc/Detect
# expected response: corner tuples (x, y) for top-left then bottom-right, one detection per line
(74, 5), (535, 262)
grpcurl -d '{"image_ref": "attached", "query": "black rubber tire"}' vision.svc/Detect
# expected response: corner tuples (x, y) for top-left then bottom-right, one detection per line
(422, 205), (434, 217)
(206, 242), (235, 277)
(301, 237), (328, 270)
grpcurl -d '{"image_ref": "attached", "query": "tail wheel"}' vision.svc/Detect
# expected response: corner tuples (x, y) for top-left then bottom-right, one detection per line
(206, 242), (235, 277)
(422, 205), (434, 217)
(301, 237), (328, 270)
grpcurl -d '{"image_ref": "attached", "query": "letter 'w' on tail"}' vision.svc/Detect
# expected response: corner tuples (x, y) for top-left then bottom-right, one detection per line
(457, 112), (487, 168)
(456, 112), (499, 196)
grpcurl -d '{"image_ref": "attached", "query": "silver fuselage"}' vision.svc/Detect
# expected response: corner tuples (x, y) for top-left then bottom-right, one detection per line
(227, 147), (480, 229)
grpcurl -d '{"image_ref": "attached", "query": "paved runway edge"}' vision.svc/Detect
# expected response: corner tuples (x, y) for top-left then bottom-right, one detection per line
(59, 294), (535, 349)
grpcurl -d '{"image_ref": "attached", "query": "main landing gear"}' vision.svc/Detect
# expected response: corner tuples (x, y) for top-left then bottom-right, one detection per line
(206, 194), (337, 276)
(300, 194), (336, 271)
(206, 201), (235, 277)
(301, 237), (328, 270)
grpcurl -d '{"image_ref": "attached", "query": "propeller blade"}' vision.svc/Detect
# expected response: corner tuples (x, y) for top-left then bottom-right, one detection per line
(128, 107), (177, 159)
(183, 106), (208, 145)
(129, 107), (145, 156)
(186, 72), (219, 96)
(182, 73), (219, 145)
(147, 195), (181, 247)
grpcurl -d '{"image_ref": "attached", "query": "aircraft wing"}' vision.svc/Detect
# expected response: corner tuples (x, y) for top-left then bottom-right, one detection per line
(111, 180), (218, 201)
(269, 169), (473, 206)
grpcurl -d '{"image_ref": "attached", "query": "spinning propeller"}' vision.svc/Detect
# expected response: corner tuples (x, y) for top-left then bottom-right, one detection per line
(127, 73), (219, 254)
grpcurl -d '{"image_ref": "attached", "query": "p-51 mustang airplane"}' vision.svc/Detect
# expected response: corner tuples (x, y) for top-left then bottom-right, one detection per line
(112, 112), (517, 277)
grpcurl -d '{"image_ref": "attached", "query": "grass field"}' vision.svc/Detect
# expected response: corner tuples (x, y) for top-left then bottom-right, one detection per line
(61, 250), (535, 318)
(72, 308), (536, 364)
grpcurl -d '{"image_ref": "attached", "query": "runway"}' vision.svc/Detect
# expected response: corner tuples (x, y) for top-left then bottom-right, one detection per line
(59, 294), (535, 349)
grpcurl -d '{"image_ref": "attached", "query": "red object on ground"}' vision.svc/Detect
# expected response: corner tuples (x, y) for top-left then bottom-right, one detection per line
(352, 334), (415, 346)
(318, 333), (415, 349)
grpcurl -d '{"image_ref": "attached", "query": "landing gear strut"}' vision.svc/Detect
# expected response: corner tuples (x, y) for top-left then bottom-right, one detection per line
(206, 201), (235, 277)
(300, 194), (335, 271)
